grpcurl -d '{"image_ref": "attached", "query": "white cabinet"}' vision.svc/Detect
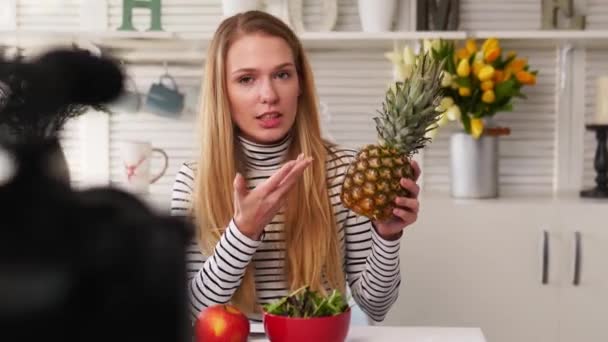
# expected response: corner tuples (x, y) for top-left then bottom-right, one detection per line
(381, 196), (608, 342)
(554, 203), (608, 342)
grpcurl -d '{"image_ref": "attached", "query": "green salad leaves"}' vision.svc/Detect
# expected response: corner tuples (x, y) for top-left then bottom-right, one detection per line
(262, 286), (350, 318)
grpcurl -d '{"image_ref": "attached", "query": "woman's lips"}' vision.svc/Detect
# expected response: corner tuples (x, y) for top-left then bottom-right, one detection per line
(257, 112), (282, 129)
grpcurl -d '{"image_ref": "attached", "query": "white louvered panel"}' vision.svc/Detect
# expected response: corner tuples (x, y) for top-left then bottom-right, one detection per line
(423, 45), (558, 195)
(308, 49), (393, 148)
(107, 0), (222, 33)
(586, 0), (608, 29)
(108, 61), (202, 209)
(458, 0), (541, 31)
(583, 49), (608, 188)
(59, 117), (83, 188)
(17, 0), (80, 30)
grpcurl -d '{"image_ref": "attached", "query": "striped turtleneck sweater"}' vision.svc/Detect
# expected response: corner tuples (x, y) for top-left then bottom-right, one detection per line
(170, 134), (402, 323)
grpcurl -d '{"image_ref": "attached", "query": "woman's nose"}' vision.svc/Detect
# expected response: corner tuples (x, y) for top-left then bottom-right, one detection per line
(259, 79), (279, 104)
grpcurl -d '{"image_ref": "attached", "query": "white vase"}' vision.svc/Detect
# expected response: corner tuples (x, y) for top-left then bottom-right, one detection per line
(450, 132), (499, 199)
(222, 0), (260, 17)
(357, 0), (397, 32)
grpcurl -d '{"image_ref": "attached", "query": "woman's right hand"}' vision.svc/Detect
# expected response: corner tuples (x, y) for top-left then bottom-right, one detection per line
(233, 153), (313, 240)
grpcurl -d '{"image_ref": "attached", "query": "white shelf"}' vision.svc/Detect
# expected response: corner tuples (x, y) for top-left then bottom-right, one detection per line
(3, 29), (608, 51)
(0, 30), (178, 50)
(177, 31), (467, 49)
(299, 31), (466, 40)
(0, 30), (467, 52)
(470, 30), (608, 40)
(175, 31), (467, 41)
(0, 30), (175, 41)
(298, 31), (466, 49)
(468, 30), (608, 47)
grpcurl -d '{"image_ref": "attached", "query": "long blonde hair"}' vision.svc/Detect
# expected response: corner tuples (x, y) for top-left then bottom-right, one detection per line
(193, 10), (345, 314)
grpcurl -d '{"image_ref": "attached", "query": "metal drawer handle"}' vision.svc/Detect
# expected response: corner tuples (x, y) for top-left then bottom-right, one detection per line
(542, 230), (549, 285)
(573, 231), (582, 286)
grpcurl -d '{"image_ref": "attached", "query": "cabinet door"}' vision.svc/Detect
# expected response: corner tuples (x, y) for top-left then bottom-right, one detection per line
(382, 198), (560, 342)
(557, 203), (608, 342)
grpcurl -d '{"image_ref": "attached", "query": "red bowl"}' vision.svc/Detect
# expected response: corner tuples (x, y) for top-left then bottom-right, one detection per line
(262, 308), (351, 342)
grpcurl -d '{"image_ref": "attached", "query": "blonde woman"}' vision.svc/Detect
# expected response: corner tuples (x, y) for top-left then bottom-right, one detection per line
(171, 10), (421, 323)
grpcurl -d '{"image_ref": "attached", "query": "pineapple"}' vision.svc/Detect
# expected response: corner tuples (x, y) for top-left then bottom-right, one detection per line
(340, 49), (446, 221)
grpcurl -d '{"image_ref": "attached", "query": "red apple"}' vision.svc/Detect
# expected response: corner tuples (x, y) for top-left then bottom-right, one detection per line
(195, 304), (250, 342)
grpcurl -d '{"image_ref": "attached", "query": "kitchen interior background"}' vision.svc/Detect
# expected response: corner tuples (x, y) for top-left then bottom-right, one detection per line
(2, 0), (602, 209)
(3, 1), (608, 342)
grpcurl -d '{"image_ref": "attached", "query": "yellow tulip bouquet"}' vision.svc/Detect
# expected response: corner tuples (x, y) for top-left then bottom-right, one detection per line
(392, 38), (538, 139)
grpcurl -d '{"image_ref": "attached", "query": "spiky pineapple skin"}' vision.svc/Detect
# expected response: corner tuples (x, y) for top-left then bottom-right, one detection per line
(340, 144), (413, 221)
(339, 47), (445, 221)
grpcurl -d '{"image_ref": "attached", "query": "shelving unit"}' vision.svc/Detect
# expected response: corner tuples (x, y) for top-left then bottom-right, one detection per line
(469, 30), (608, 47)
(5, 29), (608, 51)
(3, 30), (465, 51)
(1, 26), (604, 197)
(2, 0), (607, 199)
(469, 29), (608, 39)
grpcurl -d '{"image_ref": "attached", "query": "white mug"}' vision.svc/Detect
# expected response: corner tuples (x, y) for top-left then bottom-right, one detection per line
(120, 141), (168, 194)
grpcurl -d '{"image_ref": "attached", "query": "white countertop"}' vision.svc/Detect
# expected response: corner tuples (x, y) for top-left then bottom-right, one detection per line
(250, 325), (486, 342)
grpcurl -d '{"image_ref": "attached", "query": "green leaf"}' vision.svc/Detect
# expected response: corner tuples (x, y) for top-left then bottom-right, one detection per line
(455, 77), (471, 87)
(263, 287), (350, 318)
(494, 78), (518, 101)
(495, 54), (516, 69)
(461, 111), (472, 134)
(494, 102), (514, 112)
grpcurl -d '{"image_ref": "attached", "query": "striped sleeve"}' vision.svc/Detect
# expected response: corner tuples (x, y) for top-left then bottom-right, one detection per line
(170, 163), (262, 319)
(327, 147), (402, 323)
(343, 212), (401, 322)
(170, 163), (195, 217)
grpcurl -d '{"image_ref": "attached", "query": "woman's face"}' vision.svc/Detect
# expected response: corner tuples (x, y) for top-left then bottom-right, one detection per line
(225, 33), (300, 144)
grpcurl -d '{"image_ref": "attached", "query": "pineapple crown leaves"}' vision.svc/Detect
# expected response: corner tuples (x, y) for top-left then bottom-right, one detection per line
(375, 48), (447, 157)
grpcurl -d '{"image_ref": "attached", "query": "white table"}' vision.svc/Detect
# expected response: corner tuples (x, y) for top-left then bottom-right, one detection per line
(250, 326), (486, 342)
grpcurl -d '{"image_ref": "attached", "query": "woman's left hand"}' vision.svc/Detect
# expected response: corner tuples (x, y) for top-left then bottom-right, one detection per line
(372, 159), (421, 241)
